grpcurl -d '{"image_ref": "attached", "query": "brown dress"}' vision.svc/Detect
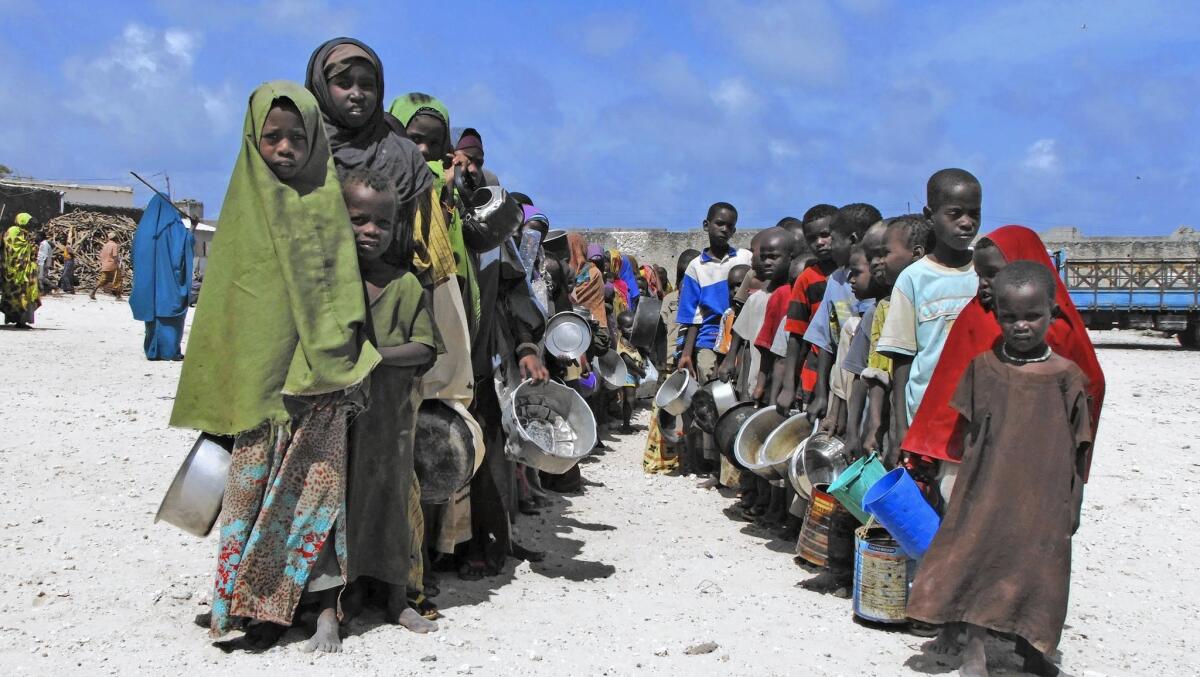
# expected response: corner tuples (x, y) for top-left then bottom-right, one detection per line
(906, 350), (1092, 655)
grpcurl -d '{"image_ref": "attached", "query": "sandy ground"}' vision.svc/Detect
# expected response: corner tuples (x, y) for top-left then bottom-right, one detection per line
(1, 292), (1198, 677)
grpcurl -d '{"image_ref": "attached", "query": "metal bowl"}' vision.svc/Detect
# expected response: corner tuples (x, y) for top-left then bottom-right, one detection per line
(702, 379), (740, 418)
(714, 401), (756, 461)
(509, 379), (598, 474)
(789, 432), (849, 500)
(543, 229), (568, 259)
(630, 296), (662, 350)
(760, 413), (815, 480)
(733, 407), (788, 480)
(545, 311), (593, 360)
(655, 369), (698, 415)
(155, 433), (233, 537)
(414, 400), (478, 504)
(658, 408), (684, 444)
(595, 350), (629, 390)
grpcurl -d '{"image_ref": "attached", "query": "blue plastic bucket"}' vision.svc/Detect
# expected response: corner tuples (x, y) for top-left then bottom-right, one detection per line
(861, 468), (940, 559)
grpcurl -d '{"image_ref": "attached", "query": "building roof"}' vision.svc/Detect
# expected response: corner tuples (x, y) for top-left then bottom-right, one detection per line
(0, 178), (133, 194)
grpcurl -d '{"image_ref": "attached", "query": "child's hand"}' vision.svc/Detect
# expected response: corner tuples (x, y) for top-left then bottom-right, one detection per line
(519, 355), (550, 384)
(806, 393), (827, 424)
(775, 387), (795, 417)
(716, 361), (733, 382)
(676, 352), (696, 380)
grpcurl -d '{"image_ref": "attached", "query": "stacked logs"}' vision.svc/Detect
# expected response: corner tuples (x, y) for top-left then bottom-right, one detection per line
(42, 210), (136, 292)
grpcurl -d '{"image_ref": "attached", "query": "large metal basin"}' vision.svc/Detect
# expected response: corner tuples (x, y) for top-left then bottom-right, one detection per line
(155, 433), (233, 537)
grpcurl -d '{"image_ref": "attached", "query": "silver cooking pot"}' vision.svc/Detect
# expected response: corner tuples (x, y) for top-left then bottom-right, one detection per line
(155, 433), (233, 537)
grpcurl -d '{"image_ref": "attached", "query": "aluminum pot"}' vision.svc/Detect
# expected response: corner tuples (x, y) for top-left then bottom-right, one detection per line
(655, 369), (698, 416)
(545, 311), (593, 360)
(702, 379), (740, 418)
(658, 408), (684, 444)
(715, 401), (757, 461)
(414, 400), (478, 504)
(733, 407), (788, 480)
(543, 229), (568, 259)
(760, 413), (815, 480)
(630, 296), (662, 350)
(155, 433), (233, 538)
(595, 350), (629, 390)
(508, 379), (597, 474)
(789, 432), (849, 500)
(463, 185), (523, 252)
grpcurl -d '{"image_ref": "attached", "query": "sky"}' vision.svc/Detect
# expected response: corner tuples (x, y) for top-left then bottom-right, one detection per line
(1, 0), (1197, 235)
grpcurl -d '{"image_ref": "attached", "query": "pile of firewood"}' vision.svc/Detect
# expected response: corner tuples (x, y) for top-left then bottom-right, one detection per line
(42, 210), (136, 292)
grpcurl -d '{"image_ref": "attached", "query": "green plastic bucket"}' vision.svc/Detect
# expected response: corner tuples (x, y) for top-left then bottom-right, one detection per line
(828, 452), (887, 524)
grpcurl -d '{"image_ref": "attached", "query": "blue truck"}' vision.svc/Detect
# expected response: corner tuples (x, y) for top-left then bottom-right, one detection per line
(1054, 251), (1200, 347)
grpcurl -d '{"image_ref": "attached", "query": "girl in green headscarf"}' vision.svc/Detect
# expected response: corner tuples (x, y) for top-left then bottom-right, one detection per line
(171, 80), (380, 645)
(1, 213), (40, 327)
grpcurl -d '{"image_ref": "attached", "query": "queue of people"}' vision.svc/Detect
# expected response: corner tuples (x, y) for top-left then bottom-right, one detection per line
(646, 170), (1106, 677)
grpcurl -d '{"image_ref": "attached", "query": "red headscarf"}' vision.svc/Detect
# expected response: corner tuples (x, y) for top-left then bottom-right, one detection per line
(901, 225), (1105, 479)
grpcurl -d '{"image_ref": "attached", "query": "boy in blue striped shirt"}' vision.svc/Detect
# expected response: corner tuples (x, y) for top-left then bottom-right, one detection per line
(676, 202), (752, 476)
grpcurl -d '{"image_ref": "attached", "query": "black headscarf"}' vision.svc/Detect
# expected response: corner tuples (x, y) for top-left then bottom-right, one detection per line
(304, 37), (432, 205)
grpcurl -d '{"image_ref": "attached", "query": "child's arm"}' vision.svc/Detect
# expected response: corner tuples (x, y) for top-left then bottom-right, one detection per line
(844, 376), (868, 458)
(821, 394), (845, 435)
(864, 381), (888, 462)
(776, 335), (805, 416)
(808, 348), (835, 423)
(753, 348), (775, 404)
(378, 342), (436, 368)
(717, 335), (744, 382)
(890, 355), (913, 443)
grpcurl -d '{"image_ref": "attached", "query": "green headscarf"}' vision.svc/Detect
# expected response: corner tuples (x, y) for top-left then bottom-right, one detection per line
(387, 92), (479, 322)
(171, 80), (380, 435)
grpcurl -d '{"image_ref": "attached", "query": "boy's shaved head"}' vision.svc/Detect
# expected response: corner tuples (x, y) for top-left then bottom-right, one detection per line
(927, 168), (981, 209)
(802, 203), (838, 225)
(887, 213), (933, 251)
(728, 263), (750, 286)
(758, 225), (793, 251)
(994, 259), (1056, 305)
(707, 201), (737, 220)
(831, 203), (883, 239)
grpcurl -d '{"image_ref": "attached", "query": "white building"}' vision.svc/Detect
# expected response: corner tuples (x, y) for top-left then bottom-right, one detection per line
(0, 178), (134, 208)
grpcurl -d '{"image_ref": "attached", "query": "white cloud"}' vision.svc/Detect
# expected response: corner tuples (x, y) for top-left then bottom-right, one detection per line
(710, 77), (761, 112)
(1024, 138), (1061, 172)
(580, 11), (639, 57)
(65, 23), (233, 136)
(703, 0), (846, 86)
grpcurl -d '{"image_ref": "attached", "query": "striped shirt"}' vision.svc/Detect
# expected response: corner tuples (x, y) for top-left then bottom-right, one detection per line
(676, 246), (752, 350)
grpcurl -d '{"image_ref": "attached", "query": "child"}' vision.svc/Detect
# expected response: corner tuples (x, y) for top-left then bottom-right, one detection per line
(643, 249), (701, 474)
(775, 203), (838, 414)
(677, 202), (752, 476)
(877, 169), (981, 448)
(341, 167), (439, 644)
(801, 203), (882, 428)
(715, 263), (750, 358)
(836, 240), (879, 456)
(171, 82), (381, 650)
(907, 261), (1094, 677)
(615, 309), (648, 433)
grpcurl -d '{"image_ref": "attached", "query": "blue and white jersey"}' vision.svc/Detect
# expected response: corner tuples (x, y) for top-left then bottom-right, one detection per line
(676, 246), (752, 350)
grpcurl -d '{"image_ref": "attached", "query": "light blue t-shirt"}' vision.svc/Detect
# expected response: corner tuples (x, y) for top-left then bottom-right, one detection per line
(876, 257), (977, 423)
(804, 266), (875, 353)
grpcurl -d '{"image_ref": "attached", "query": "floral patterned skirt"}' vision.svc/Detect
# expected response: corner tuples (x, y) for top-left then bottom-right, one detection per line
(210, 404), (350, 636)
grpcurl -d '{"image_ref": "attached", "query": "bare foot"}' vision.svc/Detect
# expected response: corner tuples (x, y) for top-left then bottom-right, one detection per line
(923, 624), (962, 655)
(798, 571), (851, 598)
(300, 608), (341, 653)
(1021, 645), (1062, 676)
(958, 627), (988, 677)
(398, 607), (438, 634)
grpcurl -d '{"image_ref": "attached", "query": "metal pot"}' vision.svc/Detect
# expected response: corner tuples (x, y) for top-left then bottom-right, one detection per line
(595, 350), (629, 390)
(715, 401), (756, 461)
(760, 413), (815, 480)
(630, 296), (662, 350)
(509, 379), (598, 474)
(733, 407), (788, 480)
(701, 379), (740, 418)
(658, 408), (684, 444)
(545, 311), (593, 360)
(414, 400), (478, 504)
(789, 432), (849, 500)
(655, 369), (698, 416)
(155, 433), (233, 537)
(462, 186), (523, 252)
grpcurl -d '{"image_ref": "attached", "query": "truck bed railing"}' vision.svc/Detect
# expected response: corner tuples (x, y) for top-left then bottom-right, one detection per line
(1060, 257), (1200, 311)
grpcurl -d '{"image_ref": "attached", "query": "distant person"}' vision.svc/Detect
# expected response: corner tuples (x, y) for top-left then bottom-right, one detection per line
(58, 241), (77, 294)
(36, 232), (53, 294)
(1, 212), (40, 327)
(129, 194), (194, 361)
(90, 231), (123, 300)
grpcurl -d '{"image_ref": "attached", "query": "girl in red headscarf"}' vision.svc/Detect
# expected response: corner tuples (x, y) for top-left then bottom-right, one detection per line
(902, 225), (1105, 479)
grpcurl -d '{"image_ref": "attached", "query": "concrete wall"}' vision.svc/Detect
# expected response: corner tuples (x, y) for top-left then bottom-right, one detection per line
(572, 225), (1200, 271)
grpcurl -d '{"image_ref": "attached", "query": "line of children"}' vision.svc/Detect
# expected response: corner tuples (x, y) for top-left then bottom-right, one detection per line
(652, 167), (1104, 676)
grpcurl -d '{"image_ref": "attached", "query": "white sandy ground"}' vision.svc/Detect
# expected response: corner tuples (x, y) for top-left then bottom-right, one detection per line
(1, 292), (1197, 677)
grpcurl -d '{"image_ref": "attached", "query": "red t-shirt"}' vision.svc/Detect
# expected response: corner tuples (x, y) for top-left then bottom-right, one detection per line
(754, 285), (792, 350)
(784, 262), (834, 398)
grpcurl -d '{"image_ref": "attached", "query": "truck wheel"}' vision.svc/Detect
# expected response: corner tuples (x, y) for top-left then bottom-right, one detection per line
(1179, 324), (1200, 349)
